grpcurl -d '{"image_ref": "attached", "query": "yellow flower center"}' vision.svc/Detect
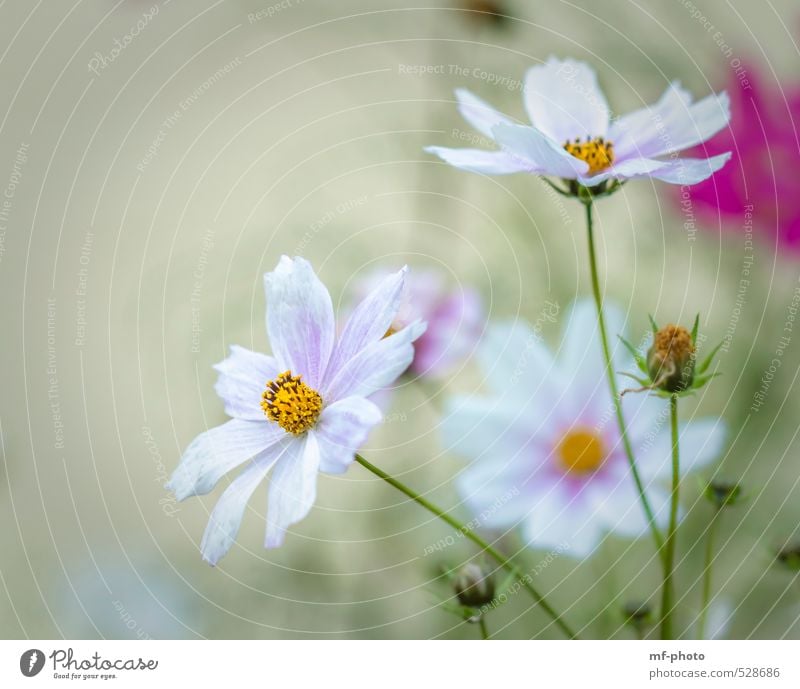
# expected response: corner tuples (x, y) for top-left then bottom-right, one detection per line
(557, 428), (606, 474)
(261, 371), (323, 435)
(563, 137), (615, 175)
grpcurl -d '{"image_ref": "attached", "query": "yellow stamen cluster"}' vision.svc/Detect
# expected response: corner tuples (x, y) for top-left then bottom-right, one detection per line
(563, 136), (615, 175)
(557, 429), (606, 474)
(261, 371), (323, 435)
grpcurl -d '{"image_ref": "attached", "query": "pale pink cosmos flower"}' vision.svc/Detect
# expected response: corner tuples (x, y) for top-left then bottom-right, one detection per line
(167, 256), (425, 564)
(427, 56), (732, 188)
(442, 299), (727, 557)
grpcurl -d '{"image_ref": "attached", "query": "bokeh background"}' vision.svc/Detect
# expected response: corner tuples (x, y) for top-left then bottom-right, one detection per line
(1, 0), (799, 639)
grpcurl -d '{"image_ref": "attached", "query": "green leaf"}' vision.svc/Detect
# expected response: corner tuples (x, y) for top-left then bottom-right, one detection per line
(693, 372), (722, 389)
(618, 335), (649, 374)
(691, 314), (700, 343)
(619, 372), (651, 387)
(648, 314), (659, 335)
(697, 340), (724, 374)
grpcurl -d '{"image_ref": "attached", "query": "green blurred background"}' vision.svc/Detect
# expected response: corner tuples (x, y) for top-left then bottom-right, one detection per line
(1, 0), (799, 639)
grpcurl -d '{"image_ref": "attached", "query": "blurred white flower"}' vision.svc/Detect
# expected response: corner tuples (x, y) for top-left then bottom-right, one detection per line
(442, 299), (727, 557)
(167, 256), (424, 564)
(427, 56), (731, 187)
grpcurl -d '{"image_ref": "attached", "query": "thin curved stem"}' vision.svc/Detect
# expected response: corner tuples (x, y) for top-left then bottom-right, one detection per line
(698, 506), (721, 639)
(354, 453), (577, 639)
(478, 616), (489, 640)
(660, 394), (680, 639)
(583, 200), (665, 557)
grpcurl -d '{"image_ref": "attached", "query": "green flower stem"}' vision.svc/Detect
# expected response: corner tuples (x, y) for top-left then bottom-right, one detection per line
(354, 453), (577, 639)
(698, 505), (721, 639)
(583, 200), (665, 557)
(479, 616), (490, 640)
(660, 394), (681, 639)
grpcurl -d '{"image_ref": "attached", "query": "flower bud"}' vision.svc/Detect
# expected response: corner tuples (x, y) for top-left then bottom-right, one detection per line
(453, 563), (495, 607)
(703, 480), (743, 508)
(776, 544), (800, 572)
(622, 600), (653, 626)
(647, 324), (696, 393)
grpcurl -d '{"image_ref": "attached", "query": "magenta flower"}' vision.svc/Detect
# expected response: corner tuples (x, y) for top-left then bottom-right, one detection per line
(351, 268), (485, 378)
(682, 63), (800, 251)
(167, 256), (425, 564)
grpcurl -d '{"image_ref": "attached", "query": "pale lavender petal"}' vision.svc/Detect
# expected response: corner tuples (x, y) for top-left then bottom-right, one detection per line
(265, 432), (321, 548)
(523, 57), (610, 142)
(637, 418), (728, 480)
(578, 156), (670, 186)
(608, 82), (692, 158)
(411, 288), (484, 376)
(167, 419), (284, 501)
(491, 123), (589, 179)
(645, 153), (732, 185)
(264, 256), (335, 388)
(323, 320), (426, 401)
(611, 86), (730, 159)
(213, 345), (279, 421)
(455, 87), (515, 139)
(425, 145), (529, 174)
(200, 442), (287, 565)
(324, 267), (407, 387)
(588, 480), (670, 537)
(315, 396), (383, 474)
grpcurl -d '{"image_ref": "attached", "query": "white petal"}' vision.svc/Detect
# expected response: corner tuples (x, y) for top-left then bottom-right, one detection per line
(315, 396), (383, 474)
(520, 487), (604, 558)
(523, 57), (610, 142)
(637, 417), (728, 480)
(323, 320), (426, 401)
(425, 145), (528, 174)
(611, 85), (730, 159)
(167, 419), (283, 500)
(476, 319), (564, 404)
(455, 87), (515, 139)
(213, 345), (279, 421)
(491, 123), (589, 179)
(325, 268), (406, 387)
(706, 598), (734, 640)
(589, 480), (670, 537)
(579, 156), (670, 186)
(200, 444), (286, 565)
(264, 256), (335, 388)
(609, 82), (692, 158)
(443, 394), (544, 468)
(265, 432), (321, 548)
(558, 298), (629, 410)
(646, 153), (732, 185)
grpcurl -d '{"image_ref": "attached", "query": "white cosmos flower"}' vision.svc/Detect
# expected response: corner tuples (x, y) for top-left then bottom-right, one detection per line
(426, 56), (731, 187)
(442, 299), (727, 557)
(167, 256), (425, 565)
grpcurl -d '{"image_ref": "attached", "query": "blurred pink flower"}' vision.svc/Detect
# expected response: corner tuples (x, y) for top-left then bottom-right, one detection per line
(683, 64), (800, 251)
(352, 268), (485, 379)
